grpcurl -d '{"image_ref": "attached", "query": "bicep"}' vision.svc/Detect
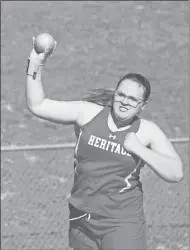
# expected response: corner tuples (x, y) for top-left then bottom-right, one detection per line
(149, 123), (182, 164)
(30, 99), (86, 125)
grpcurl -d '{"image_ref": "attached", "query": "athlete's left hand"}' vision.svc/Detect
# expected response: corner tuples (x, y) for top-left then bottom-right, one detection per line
(123, 132), (143, 154)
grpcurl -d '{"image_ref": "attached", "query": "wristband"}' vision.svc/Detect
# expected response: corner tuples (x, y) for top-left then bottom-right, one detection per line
(26, 58), (43, 79)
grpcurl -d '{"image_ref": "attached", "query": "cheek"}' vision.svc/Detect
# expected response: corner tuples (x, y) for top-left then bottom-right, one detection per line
(113, 100), (119, 108)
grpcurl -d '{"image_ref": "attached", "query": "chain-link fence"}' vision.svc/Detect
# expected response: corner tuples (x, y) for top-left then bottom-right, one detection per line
(1, 140), (189, 250)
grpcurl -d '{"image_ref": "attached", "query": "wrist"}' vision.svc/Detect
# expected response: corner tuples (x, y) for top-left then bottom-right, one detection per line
(130, 143), (146, 156)
(133, 143), (148, 158)
(26, 58), (43, 79)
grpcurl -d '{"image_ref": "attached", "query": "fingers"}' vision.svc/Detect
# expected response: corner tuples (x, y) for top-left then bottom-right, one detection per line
(44, 46), (53, 56)
(32, 37), (35, 48)
(53, 41), (57, 52)
(44, 40), (57, 56)
(124, 132), (135, 140)
(29, 48), (41, 62)
(31, 48), (36, 54)
(30, 36), (56, 63)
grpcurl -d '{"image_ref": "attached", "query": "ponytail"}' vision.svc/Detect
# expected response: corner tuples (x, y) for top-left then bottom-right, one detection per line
(82, 88), (114, 107)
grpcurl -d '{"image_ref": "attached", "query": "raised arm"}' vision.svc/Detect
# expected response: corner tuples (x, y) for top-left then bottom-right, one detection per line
(26, 37), (86, 125)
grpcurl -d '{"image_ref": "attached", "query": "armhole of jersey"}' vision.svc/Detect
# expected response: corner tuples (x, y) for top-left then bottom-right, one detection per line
(80, 105), (108, 129)
(133, 117), (141, 134)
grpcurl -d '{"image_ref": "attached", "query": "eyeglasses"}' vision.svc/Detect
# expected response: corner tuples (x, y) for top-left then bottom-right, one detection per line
(115, 92), (144, 108)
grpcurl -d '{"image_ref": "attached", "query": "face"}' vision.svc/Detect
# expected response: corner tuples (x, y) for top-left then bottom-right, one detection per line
(112, 79), (146, 123)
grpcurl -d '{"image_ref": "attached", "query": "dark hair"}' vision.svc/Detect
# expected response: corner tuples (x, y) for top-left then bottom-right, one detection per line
(116, 73), (151, 102)
(82, 88), (114, 107)
(82, 73), (151, 106)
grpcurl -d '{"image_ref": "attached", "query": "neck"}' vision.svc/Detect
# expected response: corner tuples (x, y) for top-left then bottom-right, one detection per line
(110, 109), (135, 129)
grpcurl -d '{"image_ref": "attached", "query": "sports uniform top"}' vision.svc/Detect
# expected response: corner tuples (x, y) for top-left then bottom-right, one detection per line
(69, 107), (145, 219)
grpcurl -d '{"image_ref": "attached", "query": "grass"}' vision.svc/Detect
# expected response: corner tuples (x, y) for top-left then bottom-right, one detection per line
(1, 1), (189, 249)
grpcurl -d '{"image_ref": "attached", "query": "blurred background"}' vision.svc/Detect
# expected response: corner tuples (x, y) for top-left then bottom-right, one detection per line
(1, 1), (189, 249)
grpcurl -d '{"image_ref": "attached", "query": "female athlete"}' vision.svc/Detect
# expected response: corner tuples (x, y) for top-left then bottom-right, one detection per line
(26, 38), (183, 250)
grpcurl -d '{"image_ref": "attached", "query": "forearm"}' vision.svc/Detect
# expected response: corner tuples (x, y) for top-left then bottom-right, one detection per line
(134, 145), (183, 183)
(26, 62), (45, 109)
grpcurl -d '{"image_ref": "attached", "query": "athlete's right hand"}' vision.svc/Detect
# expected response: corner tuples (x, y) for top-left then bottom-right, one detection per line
(29, 37), (57, 64)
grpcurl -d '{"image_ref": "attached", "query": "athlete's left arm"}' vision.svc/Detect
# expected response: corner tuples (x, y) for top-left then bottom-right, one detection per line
(124, 122), (183, 183)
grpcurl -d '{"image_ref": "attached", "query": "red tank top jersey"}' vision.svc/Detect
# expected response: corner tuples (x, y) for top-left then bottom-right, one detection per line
(69, 107), (145, 218)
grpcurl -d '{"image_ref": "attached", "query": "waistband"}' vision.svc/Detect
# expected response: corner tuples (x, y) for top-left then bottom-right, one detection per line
(69, 203), (109, 221)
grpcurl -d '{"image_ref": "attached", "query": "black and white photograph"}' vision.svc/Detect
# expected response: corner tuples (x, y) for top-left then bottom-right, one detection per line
(1, 1), (189, 250)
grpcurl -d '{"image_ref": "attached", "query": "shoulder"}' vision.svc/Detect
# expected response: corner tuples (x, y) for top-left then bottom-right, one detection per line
(138, 118), (167, 146)
(140, 119), (161, 131)
(76, 101), (105, 127)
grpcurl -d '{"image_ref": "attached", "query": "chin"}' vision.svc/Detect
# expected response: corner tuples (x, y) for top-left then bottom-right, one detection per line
(118, 114), (130, 121)
(115, 111), (130, 121)
(112, 105), (131, 120)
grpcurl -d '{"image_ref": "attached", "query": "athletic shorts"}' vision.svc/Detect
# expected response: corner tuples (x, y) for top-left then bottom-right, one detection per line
(69, 204), (147, 250)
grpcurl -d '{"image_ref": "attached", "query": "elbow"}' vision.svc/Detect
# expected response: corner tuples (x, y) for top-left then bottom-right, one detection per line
(165, 173), (183, 183)
(26, 97), (45, 115)
(171, 159), (184, 183)
(174, 172), (183, 183)
(27, 103), (41, 117)
(173, 165), (184, 183)
(164, 165), (184, 183)
(27, 103), (33, 113)
(27, 103), (36, 114)
(175, 161), (184, 182)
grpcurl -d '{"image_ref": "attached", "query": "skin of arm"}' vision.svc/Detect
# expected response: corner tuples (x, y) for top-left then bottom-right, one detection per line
(26, 72), (102, 126)
(123, 121), (183, 183)
(26, 41), (103, 126)
(26, 64), (91, 125)
(26, 38), (91, 125)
